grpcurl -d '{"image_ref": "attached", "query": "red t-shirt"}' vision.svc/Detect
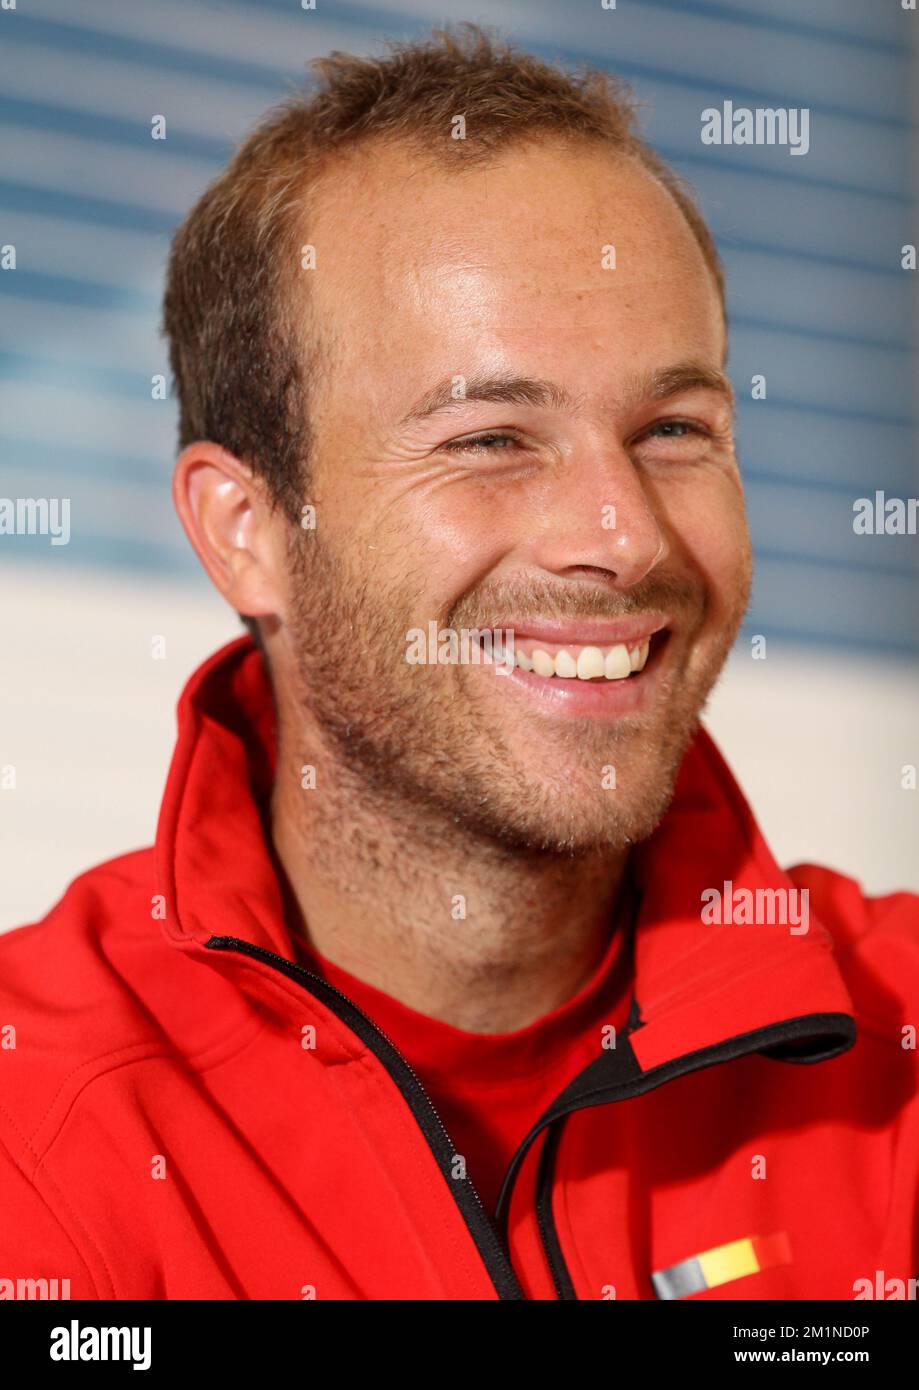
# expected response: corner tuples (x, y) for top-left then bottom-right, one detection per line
(290, 884), (636, 1217)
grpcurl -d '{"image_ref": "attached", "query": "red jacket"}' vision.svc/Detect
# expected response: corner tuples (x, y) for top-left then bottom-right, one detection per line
(1, 637), (917, 1301)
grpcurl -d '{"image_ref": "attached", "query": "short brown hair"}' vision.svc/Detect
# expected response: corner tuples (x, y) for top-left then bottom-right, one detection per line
(162, 22), (725, 624)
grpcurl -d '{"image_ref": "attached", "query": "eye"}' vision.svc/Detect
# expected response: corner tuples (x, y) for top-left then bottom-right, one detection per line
(641, 419), (708, 441)
(442, 431), (522, 455)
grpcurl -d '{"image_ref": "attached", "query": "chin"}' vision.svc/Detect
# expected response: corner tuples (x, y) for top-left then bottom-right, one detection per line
(449, 773), (680, 857)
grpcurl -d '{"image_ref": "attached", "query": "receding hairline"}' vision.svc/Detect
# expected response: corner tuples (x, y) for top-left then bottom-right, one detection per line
(284, 130), (727, 387)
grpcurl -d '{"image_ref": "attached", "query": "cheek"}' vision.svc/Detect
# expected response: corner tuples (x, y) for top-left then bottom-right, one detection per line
(324, 475), (513, 619)
(384, 482), (518, 611)
(417, 493), (511, 612)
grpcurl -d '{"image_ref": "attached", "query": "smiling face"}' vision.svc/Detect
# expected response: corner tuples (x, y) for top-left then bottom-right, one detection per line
(271, 135), (752, 853)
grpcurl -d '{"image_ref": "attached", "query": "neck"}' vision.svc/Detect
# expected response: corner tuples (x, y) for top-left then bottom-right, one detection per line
(269, 724), (628, 1035)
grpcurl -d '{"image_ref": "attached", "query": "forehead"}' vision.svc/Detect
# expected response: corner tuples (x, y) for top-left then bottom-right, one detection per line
(304, 137), (725, 399)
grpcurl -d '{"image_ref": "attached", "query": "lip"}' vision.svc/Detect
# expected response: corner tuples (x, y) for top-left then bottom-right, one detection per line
(487, 615), (671, 647)
(478, 627), (671, 719)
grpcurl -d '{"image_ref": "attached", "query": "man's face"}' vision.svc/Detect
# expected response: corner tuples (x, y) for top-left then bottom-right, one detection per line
(273, 137), (752, 853)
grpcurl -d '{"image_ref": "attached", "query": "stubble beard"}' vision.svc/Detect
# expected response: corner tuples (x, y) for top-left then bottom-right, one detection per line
(283, 525), (750, 858)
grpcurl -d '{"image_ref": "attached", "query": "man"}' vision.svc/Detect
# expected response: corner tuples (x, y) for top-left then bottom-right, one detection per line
(1, 25), (917, 1302)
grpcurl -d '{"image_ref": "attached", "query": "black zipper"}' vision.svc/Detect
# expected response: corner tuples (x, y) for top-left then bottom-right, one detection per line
(205, 934), (526, 1300)
(206, 934), (856, 1302)
(496, 1011), (857, 1299)
(534, 1120), (577, 1299)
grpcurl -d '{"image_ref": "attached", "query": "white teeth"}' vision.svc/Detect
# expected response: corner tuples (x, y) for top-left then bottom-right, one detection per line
(604, 644), (632, 680)
(517, 637), (655, 680)
(576, 646), (606, 680)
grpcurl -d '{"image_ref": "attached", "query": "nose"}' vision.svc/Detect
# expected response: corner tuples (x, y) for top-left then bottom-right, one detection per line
(521, 438), (668, 590)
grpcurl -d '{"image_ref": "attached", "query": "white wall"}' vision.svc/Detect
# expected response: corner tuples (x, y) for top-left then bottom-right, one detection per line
(705, 643), (918, 896)
(1, 562), (915, 934)
(1, 565), (238, 933)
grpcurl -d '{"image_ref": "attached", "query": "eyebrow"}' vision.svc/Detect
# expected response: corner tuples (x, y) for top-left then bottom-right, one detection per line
(398, 361), (735, 426)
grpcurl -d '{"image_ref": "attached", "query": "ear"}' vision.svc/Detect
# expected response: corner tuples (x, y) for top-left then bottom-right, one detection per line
(172, 442), (285, 620)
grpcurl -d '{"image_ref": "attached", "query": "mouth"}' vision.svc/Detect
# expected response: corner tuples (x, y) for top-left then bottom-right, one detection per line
(505, 632), (661, 680)
(471, 621), (672, 717)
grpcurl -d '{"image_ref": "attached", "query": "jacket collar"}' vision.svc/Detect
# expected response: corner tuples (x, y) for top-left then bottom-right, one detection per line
(155, 636), (291, 959)
(627, 730), (855, 1067)
(155, 638), (855, 1064)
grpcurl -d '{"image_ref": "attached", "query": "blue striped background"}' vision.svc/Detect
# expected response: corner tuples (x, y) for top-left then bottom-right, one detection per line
(1, 0), (917, 651)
